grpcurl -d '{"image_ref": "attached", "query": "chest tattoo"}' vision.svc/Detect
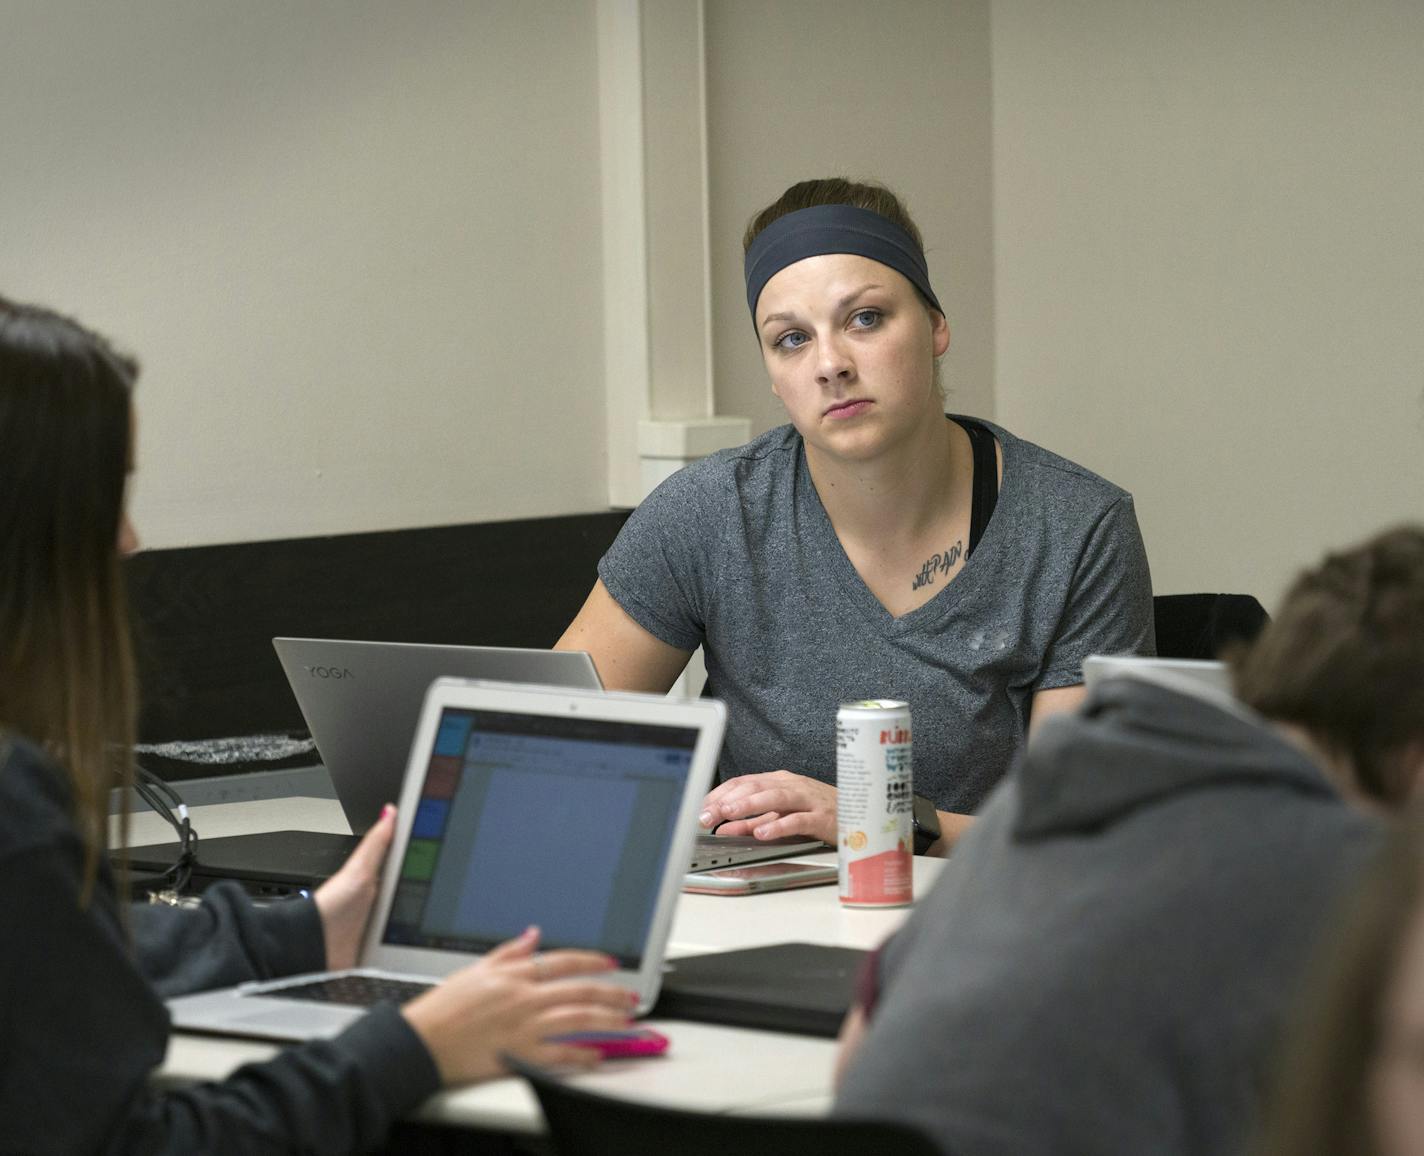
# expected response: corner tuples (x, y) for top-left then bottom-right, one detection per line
(911, 540), (964, 591)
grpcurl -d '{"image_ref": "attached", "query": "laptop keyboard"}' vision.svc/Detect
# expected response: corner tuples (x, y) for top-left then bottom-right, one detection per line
(264, 974), (432, 1008)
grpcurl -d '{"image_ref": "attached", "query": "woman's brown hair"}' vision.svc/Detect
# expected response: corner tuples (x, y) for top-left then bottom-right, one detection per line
(0, 297), (138, 900)
(1234, 526), (1424, 806)
(743, 177), (927, 257)
(1255, 807), (1424, 1156)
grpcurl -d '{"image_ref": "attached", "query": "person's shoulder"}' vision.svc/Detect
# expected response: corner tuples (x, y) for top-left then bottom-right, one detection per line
(0, 732), (69, 808)
(967, 416), (1133, 508)
(645, 425), (801, 505)
(0, 732), (74, 856)
(1298, 792), (1386, 864)
(685, 424), (800, 477)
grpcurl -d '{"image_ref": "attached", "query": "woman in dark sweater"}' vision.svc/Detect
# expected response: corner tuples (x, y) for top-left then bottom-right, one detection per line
(0, 297), (634, 1154)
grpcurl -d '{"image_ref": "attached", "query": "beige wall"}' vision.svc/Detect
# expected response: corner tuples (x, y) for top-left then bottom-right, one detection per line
(704, 0), (995, 434)
(992, 0), (1424, 609)
(2, 1), (607, 549)
(10, 0), (1418, 610)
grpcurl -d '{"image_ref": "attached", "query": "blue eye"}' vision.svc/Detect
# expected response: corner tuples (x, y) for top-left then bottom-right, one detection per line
(850, 309), (881, 329)
(773, 330), (809, 350)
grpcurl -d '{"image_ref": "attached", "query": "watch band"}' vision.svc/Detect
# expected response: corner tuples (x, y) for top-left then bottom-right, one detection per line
(911, 793), (941, 855)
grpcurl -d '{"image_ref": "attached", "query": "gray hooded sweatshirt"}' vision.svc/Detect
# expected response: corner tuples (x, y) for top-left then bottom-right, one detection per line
(834, 674), (1380, 1156)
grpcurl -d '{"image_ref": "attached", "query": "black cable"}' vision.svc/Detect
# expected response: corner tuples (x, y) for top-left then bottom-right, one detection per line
(133, 764), (199, 895)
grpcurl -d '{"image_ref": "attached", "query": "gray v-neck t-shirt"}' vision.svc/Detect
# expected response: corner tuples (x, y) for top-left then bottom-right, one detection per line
(598, 417), (1155, 812)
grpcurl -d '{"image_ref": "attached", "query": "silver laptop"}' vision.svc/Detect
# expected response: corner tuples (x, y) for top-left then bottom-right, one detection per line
(274, 637), (603, 834)
(687, 833), (824, 873)
(276, 636), (817, 873)
(169, 679), (726, 1039)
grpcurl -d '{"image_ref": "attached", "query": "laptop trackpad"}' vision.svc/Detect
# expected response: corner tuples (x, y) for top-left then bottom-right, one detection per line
(231, 1005), (353, 1039)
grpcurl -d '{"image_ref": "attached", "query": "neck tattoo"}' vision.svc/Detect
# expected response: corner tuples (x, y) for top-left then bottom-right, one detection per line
(911, 540), (964, 591)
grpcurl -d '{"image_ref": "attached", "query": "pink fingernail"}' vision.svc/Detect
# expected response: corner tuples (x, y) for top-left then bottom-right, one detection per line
(698, 810), (713, 826)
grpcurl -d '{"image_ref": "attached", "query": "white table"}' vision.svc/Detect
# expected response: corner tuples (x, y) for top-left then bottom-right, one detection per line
(115, 796), (352, 844)
(119, 798), (944, 1132)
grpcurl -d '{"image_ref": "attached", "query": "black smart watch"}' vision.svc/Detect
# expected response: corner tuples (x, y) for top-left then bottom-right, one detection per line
(911, 793), (942, 855)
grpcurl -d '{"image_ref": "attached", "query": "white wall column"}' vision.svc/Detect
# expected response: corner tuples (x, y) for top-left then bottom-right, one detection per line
(597, 0), (749, 508)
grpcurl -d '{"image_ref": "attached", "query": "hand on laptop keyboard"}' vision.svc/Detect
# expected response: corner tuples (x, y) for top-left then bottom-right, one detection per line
(700, 769), (840, 845)
(401, 925), (639, 1086)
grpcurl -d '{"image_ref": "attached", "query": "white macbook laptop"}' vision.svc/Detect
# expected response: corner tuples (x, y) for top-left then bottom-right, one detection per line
(169, 678), (726, 1039)
(1083, 654), (1234, 696)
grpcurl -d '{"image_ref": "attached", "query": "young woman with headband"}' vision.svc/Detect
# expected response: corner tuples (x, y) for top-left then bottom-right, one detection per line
(0, 297), (635, 1153)
(559, 178), (1155, 852)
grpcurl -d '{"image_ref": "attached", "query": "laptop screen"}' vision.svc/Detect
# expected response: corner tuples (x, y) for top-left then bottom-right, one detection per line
(382, 706), (698, 966)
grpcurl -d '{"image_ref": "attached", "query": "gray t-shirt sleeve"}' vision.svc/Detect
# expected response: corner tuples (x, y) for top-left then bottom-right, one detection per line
(598, 464), (719, 653)
(1036, 495), (1155, 688)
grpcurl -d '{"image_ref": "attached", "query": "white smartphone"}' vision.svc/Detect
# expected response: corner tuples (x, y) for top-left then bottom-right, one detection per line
(681, 861), (839, 896)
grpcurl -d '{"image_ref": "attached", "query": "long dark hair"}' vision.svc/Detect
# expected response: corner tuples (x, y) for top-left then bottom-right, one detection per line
(0, 296), (138, 899)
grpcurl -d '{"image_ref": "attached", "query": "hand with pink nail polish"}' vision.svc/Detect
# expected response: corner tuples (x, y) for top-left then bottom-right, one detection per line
(402, 926), (632, 1085)
(313, 802), (398, 971)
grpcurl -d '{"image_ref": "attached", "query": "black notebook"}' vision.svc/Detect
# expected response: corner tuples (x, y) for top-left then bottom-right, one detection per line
(653, 942), (868, 1038)
(122, 830), (358, 895)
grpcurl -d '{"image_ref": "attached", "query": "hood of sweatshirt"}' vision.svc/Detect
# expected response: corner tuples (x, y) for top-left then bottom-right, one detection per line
(1013, 673), (1341, 841)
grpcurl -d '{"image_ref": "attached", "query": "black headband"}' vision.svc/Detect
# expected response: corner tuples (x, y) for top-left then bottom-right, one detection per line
(743, 203), (943, 321)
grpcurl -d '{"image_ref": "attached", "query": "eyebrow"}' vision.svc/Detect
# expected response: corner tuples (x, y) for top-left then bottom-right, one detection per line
(759, 283), (886, 331)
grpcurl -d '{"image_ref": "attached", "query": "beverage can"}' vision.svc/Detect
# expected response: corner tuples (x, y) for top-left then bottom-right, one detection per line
(836, 699), (913, 908)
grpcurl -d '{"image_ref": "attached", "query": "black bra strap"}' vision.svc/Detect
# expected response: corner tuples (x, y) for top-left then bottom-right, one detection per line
(957, 419), (1000, 558)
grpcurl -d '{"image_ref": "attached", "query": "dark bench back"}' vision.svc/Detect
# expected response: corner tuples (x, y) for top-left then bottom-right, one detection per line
(125, 511), (628, 774)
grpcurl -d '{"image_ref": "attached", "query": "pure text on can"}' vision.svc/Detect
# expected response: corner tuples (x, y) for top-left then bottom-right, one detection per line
(836, 700), (913, 908)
